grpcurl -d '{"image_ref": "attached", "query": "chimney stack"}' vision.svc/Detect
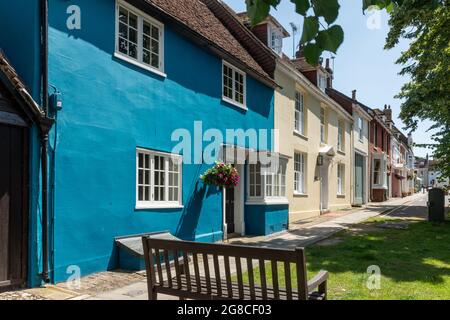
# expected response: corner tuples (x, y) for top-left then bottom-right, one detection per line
(295, 46), (304, 59)
(352, 90), (357, 101)
(383, 105), (392, 123)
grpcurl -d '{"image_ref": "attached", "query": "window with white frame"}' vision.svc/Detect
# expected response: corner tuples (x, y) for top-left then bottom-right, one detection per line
(294, 91), (305, 135)
(136, 149), (182, 208)
(268, 24), (283, 55)
(373, 158), (381, 185)
(357, 116), (364, 141)
(337, 120), (345, 152)
(337, 164), (345, 195)
(248, 163), (262, 198)
(372, 155), (387, 188)
(248, 161), (287, 203)
(317, 72), (327, 92)
(320, 107), (326, 144)
(223, 62), (246, 107)
(294, 152), (306, 194)
(116, 2), (164, 72)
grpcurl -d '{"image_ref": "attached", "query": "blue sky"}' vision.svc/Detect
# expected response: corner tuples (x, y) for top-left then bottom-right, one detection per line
(224, 0), (433, 158)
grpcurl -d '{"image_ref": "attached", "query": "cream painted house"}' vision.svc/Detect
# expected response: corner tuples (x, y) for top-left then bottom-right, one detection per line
(274, 57), (353, 222)
(234, 13), (353, 221)
(327, 89), (372, 206)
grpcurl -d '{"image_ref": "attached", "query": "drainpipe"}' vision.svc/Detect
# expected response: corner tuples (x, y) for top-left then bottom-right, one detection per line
(40, 0), (51, 283)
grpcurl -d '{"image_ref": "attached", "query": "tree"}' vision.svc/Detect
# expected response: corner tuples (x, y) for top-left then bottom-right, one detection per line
(245, 0), (450, 179)
(385, 0), (449, 181)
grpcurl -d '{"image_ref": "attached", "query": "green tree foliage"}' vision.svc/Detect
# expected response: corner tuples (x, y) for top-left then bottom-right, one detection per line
(245, 0), (449, 179)
(385, 0), (449, 180)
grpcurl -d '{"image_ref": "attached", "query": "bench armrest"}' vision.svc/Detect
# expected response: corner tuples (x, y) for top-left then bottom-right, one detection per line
(307, 270), (329, 293)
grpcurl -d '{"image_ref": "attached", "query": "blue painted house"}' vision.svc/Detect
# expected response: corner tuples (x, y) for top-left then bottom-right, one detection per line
(0, 0), (289, 289)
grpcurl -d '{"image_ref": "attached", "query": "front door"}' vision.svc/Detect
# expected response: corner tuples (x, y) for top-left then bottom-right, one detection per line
(320, 160), (329, 213)
(225, 188), (235, 234)
(0, 124), (28, 291)
(354, 154), (364, 205)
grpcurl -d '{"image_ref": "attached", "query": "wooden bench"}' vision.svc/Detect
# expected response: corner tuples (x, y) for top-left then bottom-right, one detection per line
(142, 237), (328, 300)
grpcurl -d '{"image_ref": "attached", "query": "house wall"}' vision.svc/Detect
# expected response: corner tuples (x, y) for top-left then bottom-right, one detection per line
(274, 66), (352, 222)
(0, 0), (279, 284)
(369, 119), (391, 202)
(353, 110), (370, 204)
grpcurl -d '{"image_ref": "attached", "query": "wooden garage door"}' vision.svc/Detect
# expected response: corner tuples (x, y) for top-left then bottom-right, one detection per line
(0, 124), (28, 291)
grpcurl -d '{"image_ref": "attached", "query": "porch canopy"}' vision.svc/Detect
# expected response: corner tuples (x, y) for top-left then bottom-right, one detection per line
(219, 144), (290, 173)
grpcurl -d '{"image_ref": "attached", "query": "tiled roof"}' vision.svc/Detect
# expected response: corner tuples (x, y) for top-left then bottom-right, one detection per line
(145, 0), (272, 82)
(0, 50), (44, 119)
(326, 88), (373, 117)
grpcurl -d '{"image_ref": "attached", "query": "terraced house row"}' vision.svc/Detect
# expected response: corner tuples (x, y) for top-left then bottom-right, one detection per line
(0, 0), (416, 290)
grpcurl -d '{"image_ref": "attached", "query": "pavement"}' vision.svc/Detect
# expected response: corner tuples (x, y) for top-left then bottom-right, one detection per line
(228, 192), (427, 249)
(0, 192), (441, 301)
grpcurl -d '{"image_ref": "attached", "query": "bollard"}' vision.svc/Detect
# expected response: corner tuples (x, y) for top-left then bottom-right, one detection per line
(428, 188), (446, 223)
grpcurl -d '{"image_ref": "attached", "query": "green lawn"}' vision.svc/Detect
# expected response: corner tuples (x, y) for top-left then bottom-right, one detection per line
(242, 218), (450, 300)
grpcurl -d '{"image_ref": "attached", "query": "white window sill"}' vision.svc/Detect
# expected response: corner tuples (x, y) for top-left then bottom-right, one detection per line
(222, 97), (248, 111)
(337, 150), (346, 156)
(135, 204), (184, 210)
(337, 194), (346, 198)
(294, 192), (308, 197)
(246, 198), (289, 206)
(293, 130), (308, 140)
(114, 52), (167, 78)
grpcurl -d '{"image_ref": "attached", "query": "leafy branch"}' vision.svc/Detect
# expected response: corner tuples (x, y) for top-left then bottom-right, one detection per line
(245, 0), (400, 64)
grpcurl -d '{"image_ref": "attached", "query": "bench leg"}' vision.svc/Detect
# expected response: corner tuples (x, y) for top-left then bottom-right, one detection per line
(148, 288), (158, 300)
(319, 281), (327, 300)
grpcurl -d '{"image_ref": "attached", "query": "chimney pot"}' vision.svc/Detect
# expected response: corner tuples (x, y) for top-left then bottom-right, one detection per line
(352, 90), (357, 100)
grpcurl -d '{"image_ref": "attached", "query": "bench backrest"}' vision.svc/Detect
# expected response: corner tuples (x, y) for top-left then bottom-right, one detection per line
(142, 237), (309, 300)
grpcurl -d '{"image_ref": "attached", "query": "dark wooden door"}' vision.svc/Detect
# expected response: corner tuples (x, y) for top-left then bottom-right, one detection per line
(0, 124), (28, 291)
(225, 188), (235, 234)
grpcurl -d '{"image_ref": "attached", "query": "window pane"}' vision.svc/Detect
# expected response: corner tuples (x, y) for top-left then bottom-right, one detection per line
(119, 8), (128, 24)
(129, 13), (137, 29)
(119, 38), (128, 55)
(129, 43), (137, 59)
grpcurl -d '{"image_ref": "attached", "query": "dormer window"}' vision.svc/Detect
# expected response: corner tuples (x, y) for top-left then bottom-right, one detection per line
(317, 72), (327, 92)
(268, 24), (283, 55)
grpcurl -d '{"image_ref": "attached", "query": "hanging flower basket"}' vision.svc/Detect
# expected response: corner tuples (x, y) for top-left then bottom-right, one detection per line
(200, 162), (240, 188)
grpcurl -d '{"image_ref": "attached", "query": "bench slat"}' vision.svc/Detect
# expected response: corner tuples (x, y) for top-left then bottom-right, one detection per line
(155, 248), (164, 286)
(224, 255), (233, 298)
(173, 250), (182, 290)
(247, 258), (256, 300)
(284, 262), (292, 300)
(193, 253), (201, 293)
(183, 252), (191, 292)
(163, 250), (173, 288)
(213, 254), (222, 297)
(259, 259), (268, 300)
(271, 260), (280, 300)
(235, 257), (244, 299)
(203, 253), (212, 295)
(145, 238), (297, 262)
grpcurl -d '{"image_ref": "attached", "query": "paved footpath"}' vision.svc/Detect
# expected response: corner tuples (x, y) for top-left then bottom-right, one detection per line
(0, 193), (430, 300)
(229, 193), (427, 250)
